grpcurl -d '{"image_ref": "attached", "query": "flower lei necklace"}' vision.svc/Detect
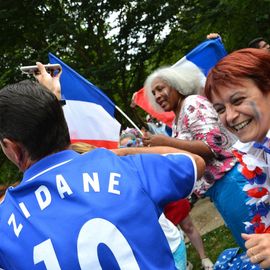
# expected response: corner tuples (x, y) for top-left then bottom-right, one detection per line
(233, 136), (270, 234)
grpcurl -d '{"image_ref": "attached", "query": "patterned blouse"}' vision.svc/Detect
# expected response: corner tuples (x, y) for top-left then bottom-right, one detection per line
(172, 95), (237, 196)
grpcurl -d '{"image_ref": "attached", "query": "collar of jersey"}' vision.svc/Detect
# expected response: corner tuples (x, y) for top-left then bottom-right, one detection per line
(22, 150), (80, 183)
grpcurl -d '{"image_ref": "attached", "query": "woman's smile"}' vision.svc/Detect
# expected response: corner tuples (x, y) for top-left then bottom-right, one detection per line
(211, 79), (270, 143)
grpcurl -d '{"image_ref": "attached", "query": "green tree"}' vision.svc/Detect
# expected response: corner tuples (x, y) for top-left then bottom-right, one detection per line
(0, 0), (190, 182)
(0, 0), (270, 183)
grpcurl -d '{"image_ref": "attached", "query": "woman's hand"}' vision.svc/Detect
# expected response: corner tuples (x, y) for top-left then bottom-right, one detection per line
(34, 62), (62, 100)
(142, 132), (168, 147)
(242, 233), (270, 268)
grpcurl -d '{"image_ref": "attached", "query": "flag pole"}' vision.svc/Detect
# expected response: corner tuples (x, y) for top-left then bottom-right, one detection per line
(115, 105), (144, 136)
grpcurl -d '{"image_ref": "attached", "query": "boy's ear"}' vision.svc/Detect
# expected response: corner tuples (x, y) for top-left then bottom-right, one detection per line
(1, 138), (24, 168)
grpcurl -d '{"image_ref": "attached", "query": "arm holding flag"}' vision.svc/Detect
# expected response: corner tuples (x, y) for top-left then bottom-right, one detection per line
(32, 58), (121, 149)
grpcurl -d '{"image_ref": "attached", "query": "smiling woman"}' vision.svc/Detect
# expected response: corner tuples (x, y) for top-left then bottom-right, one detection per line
(211, 79), (270, 143)
(205, 48), (270, 269)
(205, 49), (270, 144)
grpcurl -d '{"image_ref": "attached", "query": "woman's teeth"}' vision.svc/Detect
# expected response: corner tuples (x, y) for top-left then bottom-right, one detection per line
(233, 120), (251, 131)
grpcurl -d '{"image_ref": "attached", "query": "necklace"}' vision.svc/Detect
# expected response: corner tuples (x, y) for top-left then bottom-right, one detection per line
(233, 136), (270, 234)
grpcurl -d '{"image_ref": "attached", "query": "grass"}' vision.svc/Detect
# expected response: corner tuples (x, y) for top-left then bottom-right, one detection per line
(186, 225), (238, 269)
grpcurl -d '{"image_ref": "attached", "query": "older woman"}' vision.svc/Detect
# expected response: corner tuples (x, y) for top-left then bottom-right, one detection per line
(205, 48), (270, 269)
(142, 64), (252, 253)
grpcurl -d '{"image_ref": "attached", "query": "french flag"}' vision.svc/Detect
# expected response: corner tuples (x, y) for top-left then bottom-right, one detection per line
(49, 53), (121, 149)
(133, 37), (227, 126)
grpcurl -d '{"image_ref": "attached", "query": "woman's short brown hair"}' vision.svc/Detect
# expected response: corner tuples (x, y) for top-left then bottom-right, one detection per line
(205, 48), (270, 101)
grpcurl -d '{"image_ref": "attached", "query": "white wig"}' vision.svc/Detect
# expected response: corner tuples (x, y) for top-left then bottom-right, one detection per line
(144, 61), (206, 112)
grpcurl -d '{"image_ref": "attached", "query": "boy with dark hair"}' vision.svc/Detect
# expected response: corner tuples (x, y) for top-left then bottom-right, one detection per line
(0, 76), (205, 269)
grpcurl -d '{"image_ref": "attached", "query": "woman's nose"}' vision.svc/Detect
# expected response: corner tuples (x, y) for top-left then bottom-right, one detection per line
(225, 105), (239, 124)
(154, 91), (162, 100)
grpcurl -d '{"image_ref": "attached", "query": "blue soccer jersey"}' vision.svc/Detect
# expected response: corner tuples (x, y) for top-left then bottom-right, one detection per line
(0, 149), (196, 269)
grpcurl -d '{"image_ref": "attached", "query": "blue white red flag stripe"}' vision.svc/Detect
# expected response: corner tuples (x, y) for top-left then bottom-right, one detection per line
(49, 53), (121, 149)
(173, 37), (227, 76)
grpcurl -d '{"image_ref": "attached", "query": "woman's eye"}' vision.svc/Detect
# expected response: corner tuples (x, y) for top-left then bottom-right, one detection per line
(214, 106), (225, 114)
(232, 97), (244, 105)
(152, 87), (163, 96)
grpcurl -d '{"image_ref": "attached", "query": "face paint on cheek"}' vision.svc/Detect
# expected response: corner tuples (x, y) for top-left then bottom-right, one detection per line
(249, 101), (261, 120)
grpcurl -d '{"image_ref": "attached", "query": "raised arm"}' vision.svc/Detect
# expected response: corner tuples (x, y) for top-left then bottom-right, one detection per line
(142, 133), (213, 161)
(112, 146), (206, 180)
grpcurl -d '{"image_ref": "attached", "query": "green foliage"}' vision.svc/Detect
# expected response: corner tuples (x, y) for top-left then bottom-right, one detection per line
(0, 0), (270, 180)
(1, 0), (270, 110)
(0, 151), (22, 185)
(187, 225), (239, 268)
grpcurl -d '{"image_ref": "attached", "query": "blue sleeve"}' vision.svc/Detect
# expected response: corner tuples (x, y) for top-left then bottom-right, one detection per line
(0, 251), (7, 270)
(131, 153), (196, 210)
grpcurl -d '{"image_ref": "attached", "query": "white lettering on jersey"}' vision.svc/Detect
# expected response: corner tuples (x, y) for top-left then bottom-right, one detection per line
(33, 238), (61, 269)
(77, 218), (139, 269)
(19, 202), (31, 218)
(6, 171), (123, 236)
(34, 218), (140, 269)
(8, 213), (23, 238)
(35, 185), (52, 210)
(83, 173), (100, 192)
(56, 174), (73, 199)
(108, 173), (121, 195)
